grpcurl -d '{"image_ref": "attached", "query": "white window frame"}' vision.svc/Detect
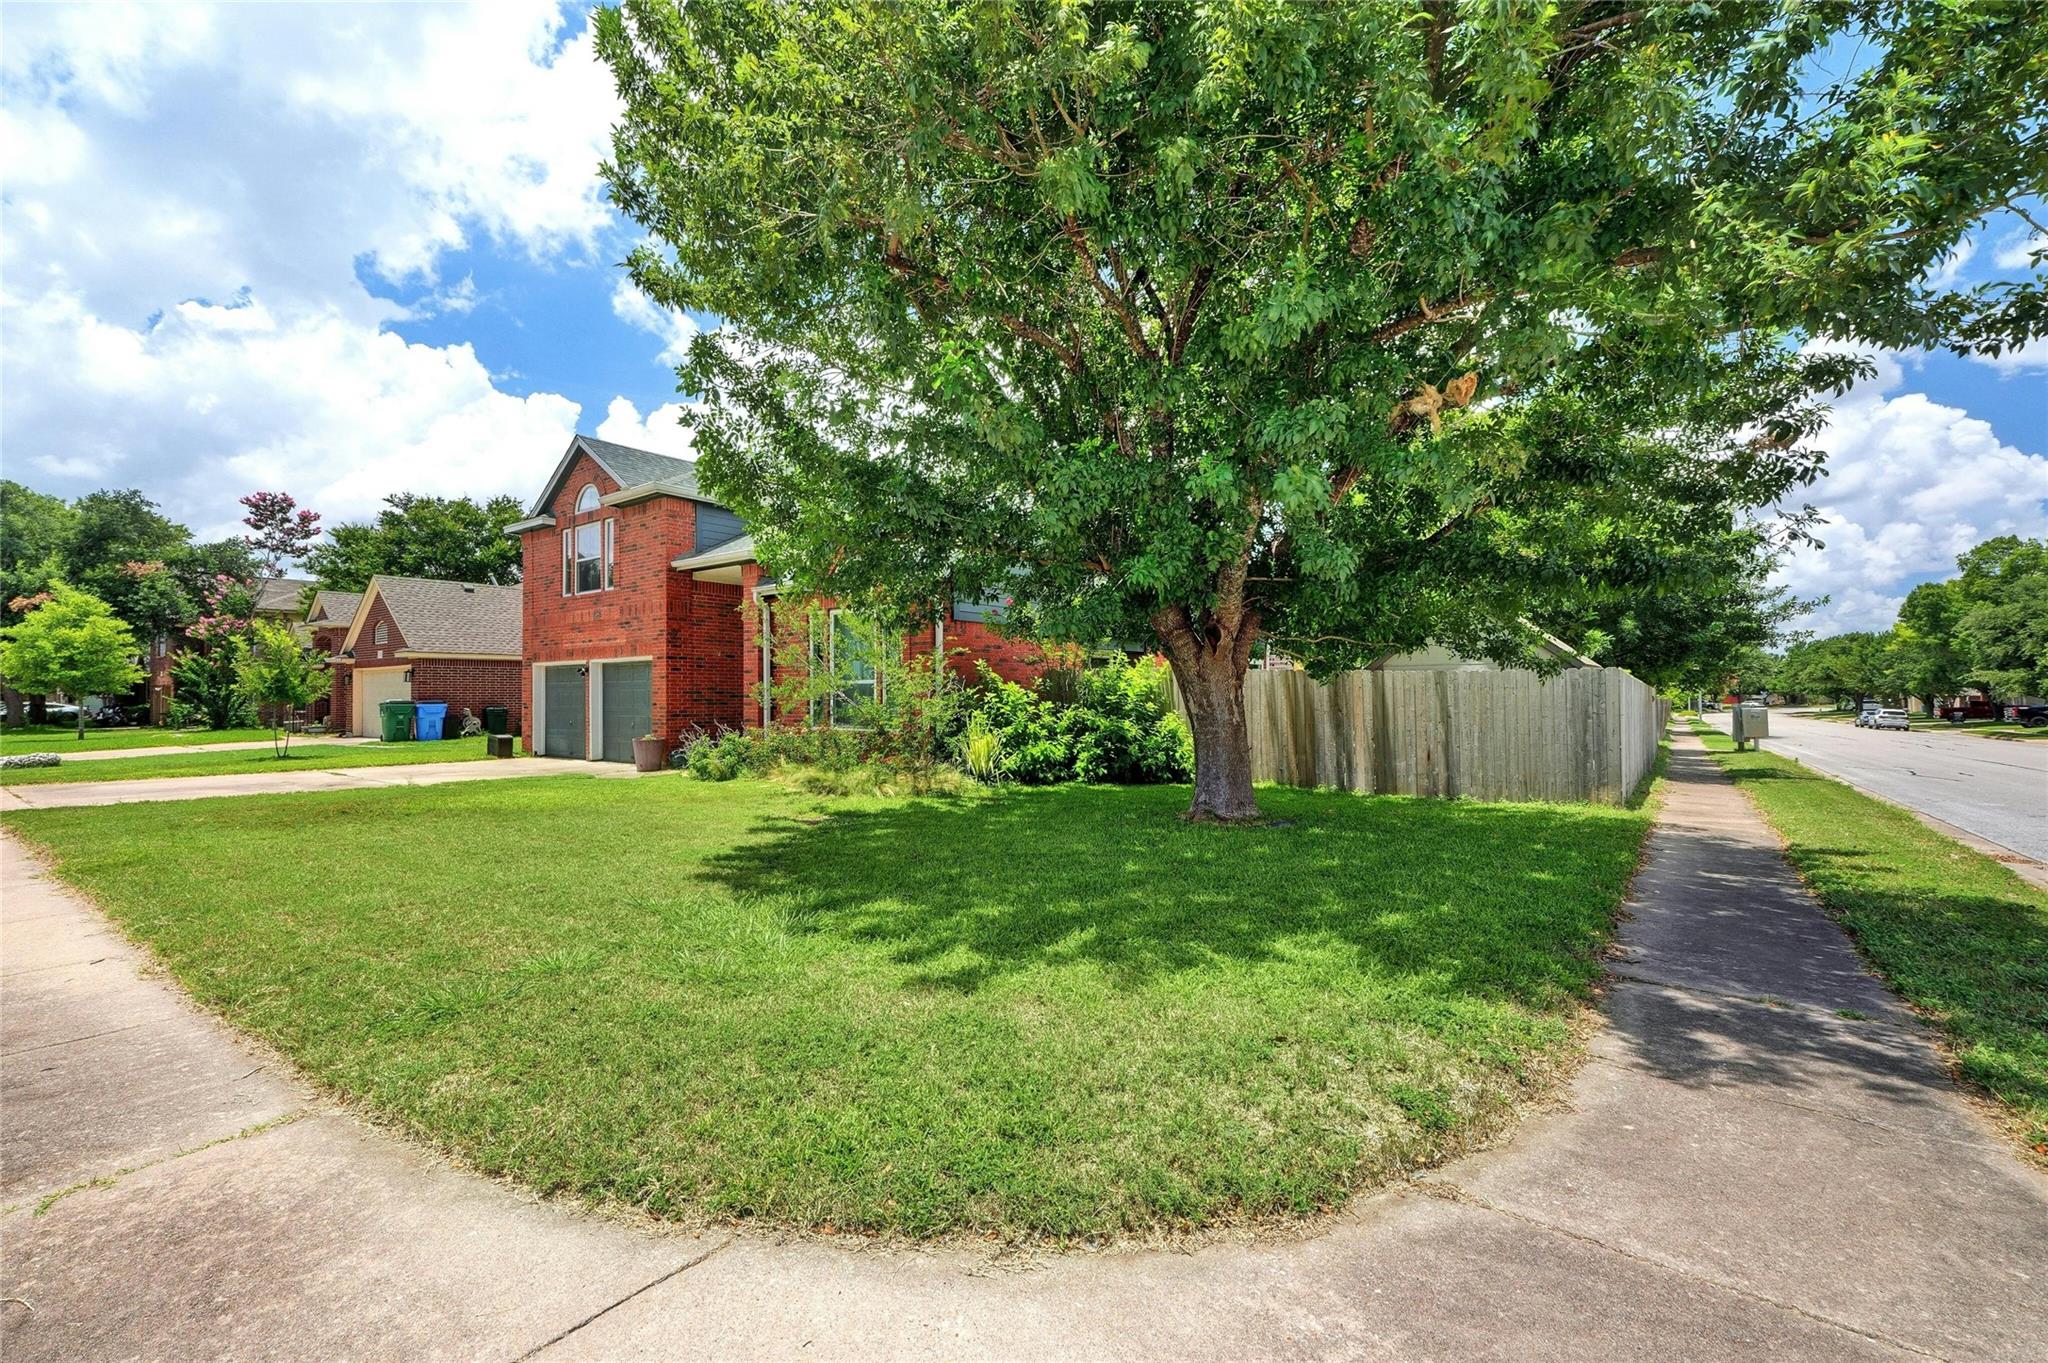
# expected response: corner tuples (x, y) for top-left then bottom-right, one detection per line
(373, 620), (388, 646)
(563, 518), (612, 596)
(827, 608), (878, 728)
(575, 482), (601, 513)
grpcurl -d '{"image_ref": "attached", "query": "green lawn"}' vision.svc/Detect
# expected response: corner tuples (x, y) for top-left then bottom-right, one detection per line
(1, 736), (509, 785)
(3, 775), (1658, 1239)
(1691, 721), (2048, 1156)
(0, 725), (288, 754)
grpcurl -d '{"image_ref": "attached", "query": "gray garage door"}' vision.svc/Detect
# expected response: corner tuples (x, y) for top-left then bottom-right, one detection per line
(600, 661), (652, 763)
(543, 665), (586, 759)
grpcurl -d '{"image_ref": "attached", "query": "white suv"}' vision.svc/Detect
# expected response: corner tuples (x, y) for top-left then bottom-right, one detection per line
(1871, 708), (1910, 731)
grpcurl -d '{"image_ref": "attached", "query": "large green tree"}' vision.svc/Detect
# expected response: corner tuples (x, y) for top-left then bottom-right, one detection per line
(0, 585), (146, 739)
(1952, 536), (2048, 701)
(304, 493), (525, 590)
(600, 0), (2047, 817)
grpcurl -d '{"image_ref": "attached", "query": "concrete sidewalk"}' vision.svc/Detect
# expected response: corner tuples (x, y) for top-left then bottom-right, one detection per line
(0, 756), (630, 810)
(6, 736), (376, 763)
(3, 733), (2042, 1361)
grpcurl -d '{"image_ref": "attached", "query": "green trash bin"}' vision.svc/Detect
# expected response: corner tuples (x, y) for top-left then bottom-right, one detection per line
(482, 705), (509, 735)
(379, 699), (416, 743)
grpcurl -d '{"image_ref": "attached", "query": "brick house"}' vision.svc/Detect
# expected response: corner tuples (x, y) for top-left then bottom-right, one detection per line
(321, 576), (523, 736)
(511, 434), (1045, 761)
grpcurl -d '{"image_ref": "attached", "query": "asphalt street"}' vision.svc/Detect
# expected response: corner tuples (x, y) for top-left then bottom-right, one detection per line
(1706, 709), (2048, 863)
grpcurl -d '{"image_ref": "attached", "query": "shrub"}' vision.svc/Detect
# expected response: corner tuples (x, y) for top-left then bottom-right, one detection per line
(969, 655), (1192, 785)
(959, 712), (1004, 783)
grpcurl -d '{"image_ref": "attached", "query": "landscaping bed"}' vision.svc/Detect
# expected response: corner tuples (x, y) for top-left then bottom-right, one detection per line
(4, 774), (1656, 1240)
(1692, 721), (2048, 1156)
(0, 736), (509, 785)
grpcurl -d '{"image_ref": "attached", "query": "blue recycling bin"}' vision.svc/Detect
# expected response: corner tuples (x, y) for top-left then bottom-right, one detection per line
(413, 701), (449, 741)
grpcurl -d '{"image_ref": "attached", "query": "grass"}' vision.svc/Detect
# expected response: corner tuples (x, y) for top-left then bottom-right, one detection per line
(0, 724), (288, 754)
(2, 774), (1658, 1240)
(1689, 720), (2048, 1155)
(0, 736), (513, 785)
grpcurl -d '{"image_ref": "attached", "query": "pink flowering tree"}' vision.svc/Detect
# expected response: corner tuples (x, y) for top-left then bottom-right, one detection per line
(240, 492), (322, 577)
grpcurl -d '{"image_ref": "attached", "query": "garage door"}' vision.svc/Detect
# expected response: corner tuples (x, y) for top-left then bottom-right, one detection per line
(542, 665), (586, 758)
(599, 661), (652, 763)
(355, 667), (411, 736)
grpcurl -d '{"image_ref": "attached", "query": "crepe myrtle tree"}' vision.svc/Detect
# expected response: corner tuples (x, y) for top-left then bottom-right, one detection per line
(598, 0), (2047, 819)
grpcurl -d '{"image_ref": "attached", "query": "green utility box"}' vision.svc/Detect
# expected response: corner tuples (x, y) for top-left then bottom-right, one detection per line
(379, 699), (416, 743)
(482, 705), (510, 735)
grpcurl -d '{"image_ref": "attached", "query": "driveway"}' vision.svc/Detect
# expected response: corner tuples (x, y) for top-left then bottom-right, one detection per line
(0, 757), (639, 810)
(1705, 709), (2048, 863)
(3, 735), (2044, 1361)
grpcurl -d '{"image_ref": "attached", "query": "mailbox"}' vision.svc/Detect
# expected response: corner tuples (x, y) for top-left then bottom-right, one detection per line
(1732, 703), (1769, 749)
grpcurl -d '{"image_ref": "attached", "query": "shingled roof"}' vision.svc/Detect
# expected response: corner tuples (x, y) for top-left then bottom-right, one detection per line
(526, 433), (716, 516)
(306, 589), (362, 628)
(252, 577), (313, 616)
(345, 576), (521, 658)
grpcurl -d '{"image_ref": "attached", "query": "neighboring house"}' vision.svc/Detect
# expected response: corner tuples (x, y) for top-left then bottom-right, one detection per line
(1370, 629), (1601, 672)
(325, 575), (523, 736)
(512, 434), (1045, 761)
(305, 589), (362, 725)
(147, 576), (314, 724)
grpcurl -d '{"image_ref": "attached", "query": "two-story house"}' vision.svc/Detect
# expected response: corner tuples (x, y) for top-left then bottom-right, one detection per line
(511, 434), (1045, 761)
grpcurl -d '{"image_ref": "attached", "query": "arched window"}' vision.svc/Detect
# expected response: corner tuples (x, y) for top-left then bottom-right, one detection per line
(575, 483), (601, 513)
(374, 621), (388, 646)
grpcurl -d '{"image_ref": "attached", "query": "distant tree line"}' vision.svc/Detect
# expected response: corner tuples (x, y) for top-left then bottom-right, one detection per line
(1749, 537), (2047, 710)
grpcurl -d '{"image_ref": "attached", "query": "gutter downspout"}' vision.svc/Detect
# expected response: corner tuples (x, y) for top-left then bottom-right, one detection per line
(759, 599), (773, 728)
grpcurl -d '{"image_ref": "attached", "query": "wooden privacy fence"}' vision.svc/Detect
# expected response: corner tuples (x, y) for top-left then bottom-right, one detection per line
(1203, 667), (1665, 805)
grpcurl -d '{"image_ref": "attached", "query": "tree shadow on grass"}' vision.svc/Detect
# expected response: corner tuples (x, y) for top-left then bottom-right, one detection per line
(702, 784), (1642, 1002)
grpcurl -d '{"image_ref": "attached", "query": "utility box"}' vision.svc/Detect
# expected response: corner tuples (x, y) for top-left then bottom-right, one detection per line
(487, 733), (516, 759)
(1732, 703), (1770, 750)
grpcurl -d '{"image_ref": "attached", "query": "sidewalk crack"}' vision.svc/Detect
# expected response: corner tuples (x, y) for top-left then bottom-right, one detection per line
(1424, 1182), (1953, 1360)
(514, 1239), (735, 1361)
(11, 1109), (310, 1217)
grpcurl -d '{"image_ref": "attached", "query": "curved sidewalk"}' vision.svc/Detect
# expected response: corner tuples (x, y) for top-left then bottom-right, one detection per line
(3, 734), (2042, 1361)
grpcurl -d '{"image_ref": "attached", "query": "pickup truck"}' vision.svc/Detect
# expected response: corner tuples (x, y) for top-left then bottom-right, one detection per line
(2004, 704), (2048, 728)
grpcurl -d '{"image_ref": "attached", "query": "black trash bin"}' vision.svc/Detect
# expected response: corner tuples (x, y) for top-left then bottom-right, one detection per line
(482, 705), (510, 735)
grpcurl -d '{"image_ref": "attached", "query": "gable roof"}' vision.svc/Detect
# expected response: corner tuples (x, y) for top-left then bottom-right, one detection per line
(340, 575), (521, 658)
(252, 577), (313, 616)
(527, 433), (719, 516)
(306, 590), (362, 628)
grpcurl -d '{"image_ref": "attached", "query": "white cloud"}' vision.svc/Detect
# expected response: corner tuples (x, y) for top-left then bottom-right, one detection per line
(595, 397), (699, 461)
(611, 282), (700, 366)
(1774, 347), (2048, 633)
(1925, 238), (1975, 289)
(1969, 335), (2048, 376)
(1993, 230), (2045, 271)
(4, 288), (582, 539)
(0, 2), (654, 540)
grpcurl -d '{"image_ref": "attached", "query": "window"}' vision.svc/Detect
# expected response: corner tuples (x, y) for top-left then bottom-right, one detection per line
(562, 519), (613, 595)
(373, 621), (388, 646)
(575, 482), (601, 513)
(828, 610), (877, 727)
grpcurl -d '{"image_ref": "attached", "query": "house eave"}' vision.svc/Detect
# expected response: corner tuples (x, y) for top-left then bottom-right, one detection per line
(602, 480), (715, 509)
(505, 515), (556, 535)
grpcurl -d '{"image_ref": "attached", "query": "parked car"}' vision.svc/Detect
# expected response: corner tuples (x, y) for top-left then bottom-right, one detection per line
(2004, 704), (2048, 728)
(1940, 698), (1995, 722)
(1871, 708), (1910, 731)
(1855, 702), (1883, 727)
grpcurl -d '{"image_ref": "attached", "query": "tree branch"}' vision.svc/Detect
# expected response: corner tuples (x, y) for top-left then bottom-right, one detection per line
(1063, 216), (1156, 359)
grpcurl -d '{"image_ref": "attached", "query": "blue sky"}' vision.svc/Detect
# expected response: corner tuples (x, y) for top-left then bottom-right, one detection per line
(2, 1), (2043, 636)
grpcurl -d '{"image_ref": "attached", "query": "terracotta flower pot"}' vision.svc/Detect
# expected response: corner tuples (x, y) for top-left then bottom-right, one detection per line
(632, 736), (666, 773)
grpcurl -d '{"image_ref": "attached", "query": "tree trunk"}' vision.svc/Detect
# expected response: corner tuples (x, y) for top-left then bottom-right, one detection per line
(76, 707), (86, 740)
(2, 684), (23, 728)
(1168, 646), (1260, 821)
(1153, 584), (1262, 822)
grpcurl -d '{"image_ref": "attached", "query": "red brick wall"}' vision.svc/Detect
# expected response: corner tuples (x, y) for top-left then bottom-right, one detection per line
(408, 658), (524, 735)
(354, 595), (408, 665)
(519, 451), (746, 753)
